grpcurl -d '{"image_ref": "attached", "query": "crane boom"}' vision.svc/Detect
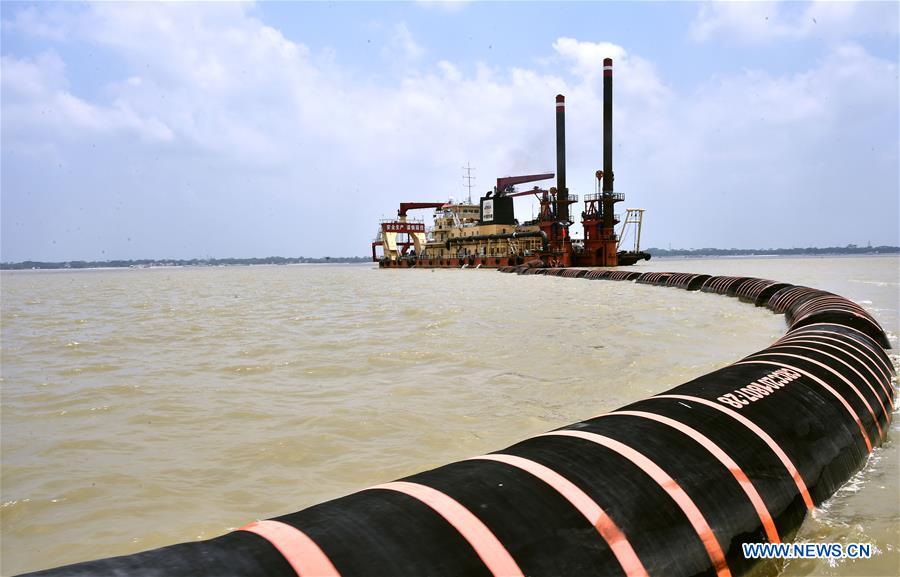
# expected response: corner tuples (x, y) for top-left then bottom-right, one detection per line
(398, 202), (446, 217)
(505, 186), (550, 198)
(495, 173), (554, 193)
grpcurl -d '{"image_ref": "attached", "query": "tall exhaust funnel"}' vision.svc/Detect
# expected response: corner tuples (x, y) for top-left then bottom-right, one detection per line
(602, 58), (613, 194)
(602, 57), (615, 233)
(555, 94), (568, 223)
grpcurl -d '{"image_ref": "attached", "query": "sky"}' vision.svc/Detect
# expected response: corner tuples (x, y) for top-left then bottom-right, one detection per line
(1, 0), (898, 261)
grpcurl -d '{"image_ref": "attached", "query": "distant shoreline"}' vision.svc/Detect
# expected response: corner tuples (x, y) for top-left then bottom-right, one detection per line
(2, 247), (897, 270)
(652, 252), (899, 262)
(0, 256), (371, 270)
(645, 245), (899, 258)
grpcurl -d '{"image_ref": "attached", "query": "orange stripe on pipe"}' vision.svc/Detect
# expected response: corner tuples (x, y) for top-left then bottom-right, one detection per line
(770, 338), (892, 414)
(792, 310), (884, 335)
(605, 410), (781, 544)
(792, 297), (873, 319)
(653, 394), (815, 510)
(788, 328), (894, 381)
(786, 323), (891, 371)
(737, 356), (875, 449)
(371, 481), (523, 577)
(239, 520), (340, 577)
(541, 430), (732, 577)
(471, 454), (649, 577)
(778, 331), (894, 400)
(787, 322), (887, 358)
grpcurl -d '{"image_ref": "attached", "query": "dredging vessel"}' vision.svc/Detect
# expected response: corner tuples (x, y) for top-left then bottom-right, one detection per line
(372, 58), (651, 269)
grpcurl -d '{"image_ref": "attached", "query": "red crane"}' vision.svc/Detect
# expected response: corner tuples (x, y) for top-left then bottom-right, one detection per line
(397, 202), (447, 217)
(495, 173), (554, 195)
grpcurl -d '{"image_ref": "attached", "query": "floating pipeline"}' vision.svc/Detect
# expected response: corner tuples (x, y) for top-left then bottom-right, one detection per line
(21, 270), (896, 577)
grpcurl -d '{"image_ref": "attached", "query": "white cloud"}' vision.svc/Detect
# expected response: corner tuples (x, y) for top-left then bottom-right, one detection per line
(414, 0), (470, 14)
(691, 1), (788, 42)
(690, 0), (899, 43)
(1, 52), (173, 143)
(551, 38), (671, 108)
(552, 38), (626, 77)
(638, 41), (897, 248)
(437, 60), (462, 82)
(1, 52), (67, 96)
(1, 5), (72, 40)
(383, 22), (426, 64)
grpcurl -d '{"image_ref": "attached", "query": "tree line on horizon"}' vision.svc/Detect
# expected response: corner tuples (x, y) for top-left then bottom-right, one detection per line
(644, 244), (899, 257)
(0, 256), (372, 270)
(2, 245), (898, 270)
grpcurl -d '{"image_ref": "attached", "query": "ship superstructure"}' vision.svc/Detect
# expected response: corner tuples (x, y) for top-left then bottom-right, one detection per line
(373, 58), (650, 269)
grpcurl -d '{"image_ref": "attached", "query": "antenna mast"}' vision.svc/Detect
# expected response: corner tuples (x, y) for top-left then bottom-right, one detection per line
(462, 162), (475, 204)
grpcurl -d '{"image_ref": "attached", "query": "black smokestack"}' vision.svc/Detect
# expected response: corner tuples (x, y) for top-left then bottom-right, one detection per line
(602, 57), (615, 232)
(555, 94), (568, 223)
(602, 58), (613, 194)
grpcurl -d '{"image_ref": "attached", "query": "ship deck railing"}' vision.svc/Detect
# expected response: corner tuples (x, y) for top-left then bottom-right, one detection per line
(584, 192), (625, 202)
